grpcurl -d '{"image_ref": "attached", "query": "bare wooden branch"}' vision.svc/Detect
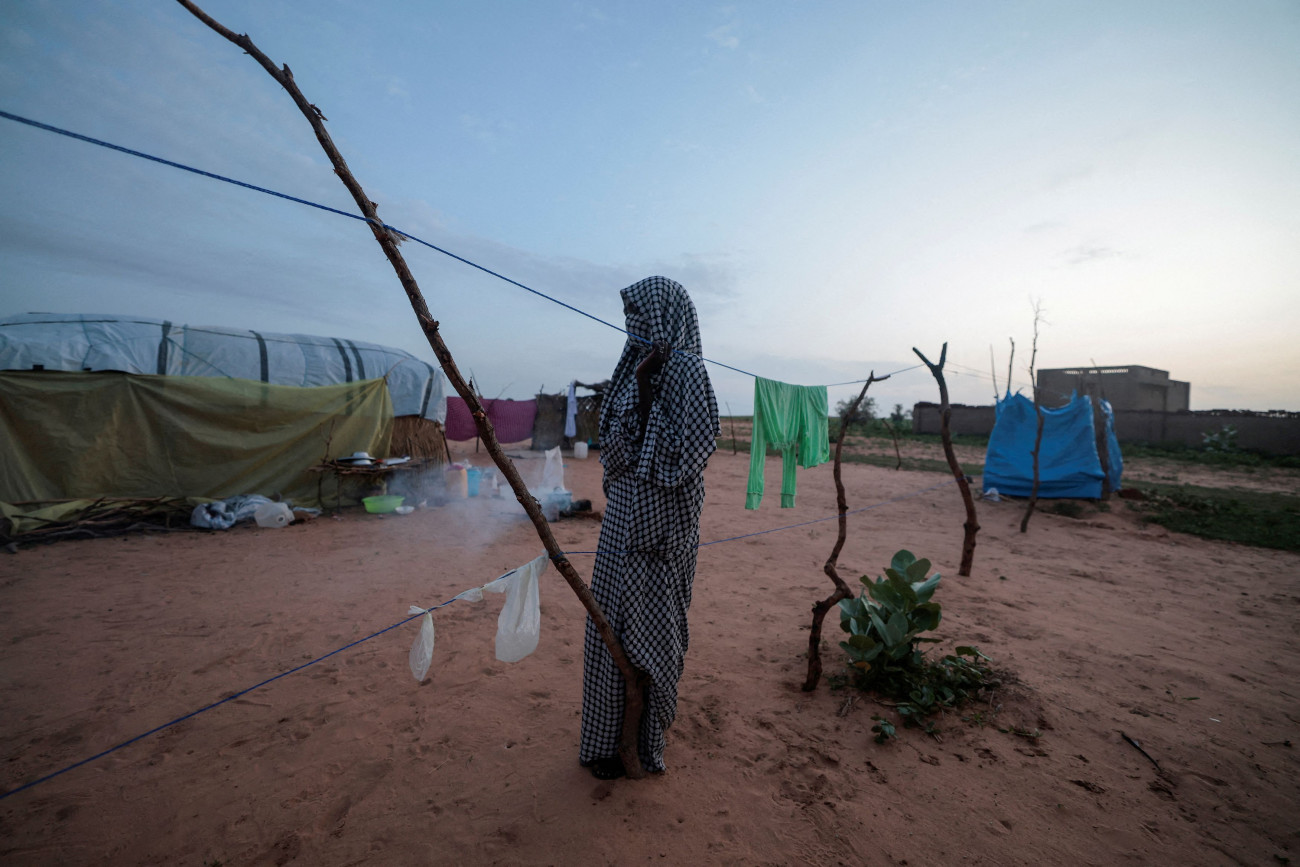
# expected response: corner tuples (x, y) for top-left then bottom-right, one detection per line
(989, 344), (999, 400)
(1019, 300), (1046, 534)
(881, 419), (903, 470)
(1005, 338), (1015, 398)
(912, 343), (980, 576)
(1089, 358), (1112, 501)
(178, 0), (649, 777)
(802, 372), (887, 691)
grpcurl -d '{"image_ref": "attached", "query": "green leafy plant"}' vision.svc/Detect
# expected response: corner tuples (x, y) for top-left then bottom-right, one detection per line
(839, 549), (942, 676)
(839, 551), (997, 740)
(1201, 424), (1239, 453)
(870, 714), (897, 743)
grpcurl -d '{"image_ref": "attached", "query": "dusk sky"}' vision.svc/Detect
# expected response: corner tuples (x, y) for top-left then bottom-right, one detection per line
(2, 1), (1297, 414)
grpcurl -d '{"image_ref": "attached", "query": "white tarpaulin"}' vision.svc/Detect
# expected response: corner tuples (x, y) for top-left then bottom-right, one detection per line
(0, 313), (446, 422)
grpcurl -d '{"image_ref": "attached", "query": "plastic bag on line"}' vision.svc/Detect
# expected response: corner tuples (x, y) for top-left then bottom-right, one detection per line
(540, 446), (565, 493)
(481, 554), (547, 663)
(408, 605), (435, 682)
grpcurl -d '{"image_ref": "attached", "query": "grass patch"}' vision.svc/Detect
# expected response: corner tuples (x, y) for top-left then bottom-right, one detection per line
(841, 452), (983, 476)
(837, 422), (989, 449)
(1135, 482), (1300, 552)
(717, 437), (751, 454)
(715, 437), (981, 477)
(1122, 442), (1300, 470)
(1047, 500), (1086, 519)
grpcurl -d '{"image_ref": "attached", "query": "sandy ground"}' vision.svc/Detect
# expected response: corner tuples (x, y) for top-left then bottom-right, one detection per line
(2, 439), (1298, 866)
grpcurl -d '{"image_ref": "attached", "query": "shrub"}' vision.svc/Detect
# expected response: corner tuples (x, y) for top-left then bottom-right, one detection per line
(839, 550), (996, 739)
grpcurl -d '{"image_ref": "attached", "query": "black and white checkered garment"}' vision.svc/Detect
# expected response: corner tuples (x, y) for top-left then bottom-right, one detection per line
(579, 276), (719, 772)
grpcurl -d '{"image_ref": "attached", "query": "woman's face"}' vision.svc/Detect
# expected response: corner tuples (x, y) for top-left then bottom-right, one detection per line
(624, 298), (652, 349)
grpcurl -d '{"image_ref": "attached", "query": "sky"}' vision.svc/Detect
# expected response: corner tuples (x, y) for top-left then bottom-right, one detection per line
(1, 0), (1297, 415)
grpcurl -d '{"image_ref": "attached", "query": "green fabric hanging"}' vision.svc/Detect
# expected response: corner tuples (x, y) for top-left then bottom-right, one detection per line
(745, 377), (829, 509)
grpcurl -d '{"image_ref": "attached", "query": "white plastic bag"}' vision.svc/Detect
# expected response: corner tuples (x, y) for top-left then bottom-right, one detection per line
(481, 554), (547, 663)
(408, 605), (435, 682)
(541, 446), (565, 493)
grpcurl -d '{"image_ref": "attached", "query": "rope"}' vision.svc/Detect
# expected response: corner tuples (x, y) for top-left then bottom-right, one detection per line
(562, 477), (960, 556)
(0, 596), (460, 802)
(0, 109), (961, 799)
(0, 109), (921, 389)
(0, 471), (967, 801)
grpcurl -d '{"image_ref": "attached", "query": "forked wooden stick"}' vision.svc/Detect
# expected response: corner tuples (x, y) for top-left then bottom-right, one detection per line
(801, 371), (886, 691)
(913, 343), (980, 576)
(178, 0), (648, 778)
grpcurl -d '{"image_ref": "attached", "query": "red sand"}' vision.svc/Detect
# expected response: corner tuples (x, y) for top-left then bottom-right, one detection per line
(2, 444), (1297, 865)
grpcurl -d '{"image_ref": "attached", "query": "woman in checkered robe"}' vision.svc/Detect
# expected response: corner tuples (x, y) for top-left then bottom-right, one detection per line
(579, 276), (719, 778)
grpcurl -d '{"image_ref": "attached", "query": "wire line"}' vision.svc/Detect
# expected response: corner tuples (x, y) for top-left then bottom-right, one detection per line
(0, 109), (920, 389)
(0, 471), (967, 800)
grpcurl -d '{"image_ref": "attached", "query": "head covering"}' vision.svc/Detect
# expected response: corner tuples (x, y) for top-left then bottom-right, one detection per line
(600, 276), (719, 487)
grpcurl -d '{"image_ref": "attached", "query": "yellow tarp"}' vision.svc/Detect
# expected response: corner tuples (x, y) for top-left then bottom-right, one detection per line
(0, 371), (392, 508)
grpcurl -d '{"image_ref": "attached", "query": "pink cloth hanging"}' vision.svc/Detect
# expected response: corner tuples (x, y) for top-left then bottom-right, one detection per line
(444, 397), (538, 443)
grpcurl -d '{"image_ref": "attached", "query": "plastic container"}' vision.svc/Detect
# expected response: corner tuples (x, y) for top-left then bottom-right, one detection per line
(466, 467), (482, 497)
(254, 501), (293, 528)
(363, 495), (405, 514)
(573, 441), (589, 459)
(444, 466), (468, 498)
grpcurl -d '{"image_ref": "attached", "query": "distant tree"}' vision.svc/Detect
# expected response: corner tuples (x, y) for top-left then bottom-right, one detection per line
(889, 403), (910, 427)
(835, 395), (876, 425)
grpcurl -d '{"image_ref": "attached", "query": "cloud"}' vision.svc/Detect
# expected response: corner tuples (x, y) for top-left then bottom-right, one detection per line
(707, 23), (740, 50)
(458, 113), (516, 148)
(383, 75), (410, 100)
(1061, 244), (1123, 266)
(1044, 164), (1096, 190)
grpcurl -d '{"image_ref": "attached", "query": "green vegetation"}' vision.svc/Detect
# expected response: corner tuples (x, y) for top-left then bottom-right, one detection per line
(1121, 441), (1300, 470)
(840, 451), (983, 477)
(1047, 500), (1086, 519)
(838, 550), (997, 741)
(1133, 483), (1300, 552)
(715, 430), (981, 475)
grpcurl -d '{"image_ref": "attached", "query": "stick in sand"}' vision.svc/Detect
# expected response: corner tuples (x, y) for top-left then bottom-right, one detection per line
(912, 343), (980, 577)
(179, 0), (650, 778)
(802, 371), (887, 691)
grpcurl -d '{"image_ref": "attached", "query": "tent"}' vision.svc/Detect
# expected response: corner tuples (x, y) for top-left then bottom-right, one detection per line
(0, 313), (444, 419)
(982, 392), (1122, 499)
(0, 314), (446, 513)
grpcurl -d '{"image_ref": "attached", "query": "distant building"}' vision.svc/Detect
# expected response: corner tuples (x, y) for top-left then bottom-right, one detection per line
(1037, 365), (1189, 412)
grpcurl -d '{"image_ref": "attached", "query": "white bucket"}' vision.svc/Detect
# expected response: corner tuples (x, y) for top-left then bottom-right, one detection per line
(573, 441), (589, 460)
(254, 501), (292, 528)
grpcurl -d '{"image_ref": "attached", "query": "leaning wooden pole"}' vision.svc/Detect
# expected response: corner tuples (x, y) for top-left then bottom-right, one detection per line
(802, 372), (887, 691)
(912, 343), (980, 576)
(179, 0), (648, 778)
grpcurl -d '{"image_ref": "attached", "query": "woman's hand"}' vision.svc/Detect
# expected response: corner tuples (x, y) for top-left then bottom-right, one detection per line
(636, 340), (671, 380)
(635, 340), (671, 438)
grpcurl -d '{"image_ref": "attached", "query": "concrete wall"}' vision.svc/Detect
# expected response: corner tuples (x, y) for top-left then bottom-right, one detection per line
(1038, 365), (1190, 413)
(912, 402), (1300, 456)
(910, 403), (997, 439)
(1114, 410), (1300, 456)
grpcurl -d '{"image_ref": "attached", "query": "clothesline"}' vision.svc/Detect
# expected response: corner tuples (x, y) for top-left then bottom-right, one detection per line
(0, 475), (960, 801)
(0, 109), (920, 390)
(562, 477), (959, 556)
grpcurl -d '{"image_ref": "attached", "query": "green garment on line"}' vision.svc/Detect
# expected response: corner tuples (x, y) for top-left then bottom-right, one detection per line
(745, 377), (829, 509)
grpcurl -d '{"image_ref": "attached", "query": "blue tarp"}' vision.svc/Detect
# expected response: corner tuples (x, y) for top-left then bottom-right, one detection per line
(983, 392), (1122, 499)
